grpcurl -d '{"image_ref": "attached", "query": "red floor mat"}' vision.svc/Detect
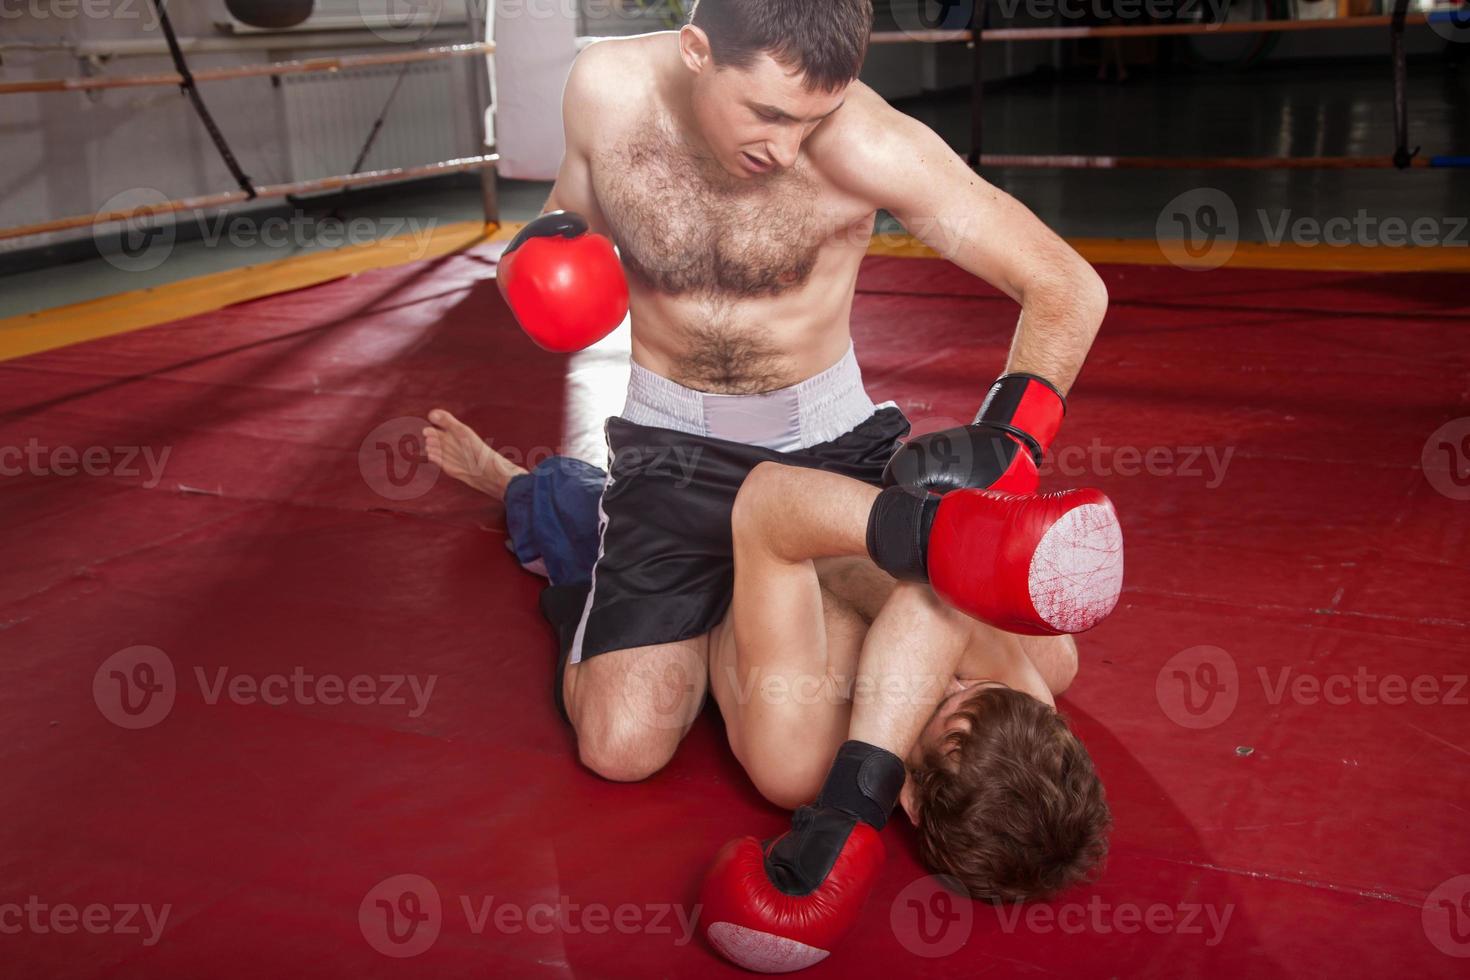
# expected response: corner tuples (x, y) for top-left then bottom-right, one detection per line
(2, 248), (1467, 977)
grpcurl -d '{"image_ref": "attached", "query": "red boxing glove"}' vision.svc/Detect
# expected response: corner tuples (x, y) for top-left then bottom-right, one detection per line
(497, 211), (629, 353)
(700, 742), (904, 973)
(883, 373), (1066, 496)
(867, 485), (1123, 635)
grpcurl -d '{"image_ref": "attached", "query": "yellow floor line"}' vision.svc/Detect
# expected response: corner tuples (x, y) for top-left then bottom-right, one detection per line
(868, 233), (1470, 272)
(4, 221), (1463, 364)
(0, 220), (494, 363)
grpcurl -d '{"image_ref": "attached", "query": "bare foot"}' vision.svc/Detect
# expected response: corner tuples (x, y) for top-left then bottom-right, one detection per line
(423, 409), (527, 500)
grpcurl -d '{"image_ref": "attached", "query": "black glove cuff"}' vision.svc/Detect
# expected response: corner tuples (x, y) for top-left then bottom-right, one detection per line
(762, 743), (906, 895)
(504, 210), (588, 256)
(977, 372), (1067, 420)
(816, 740), (907, 831)
(866, 485), (938, 583)
(975, 373), (1066, 465)
(975, 420), (1044, 467)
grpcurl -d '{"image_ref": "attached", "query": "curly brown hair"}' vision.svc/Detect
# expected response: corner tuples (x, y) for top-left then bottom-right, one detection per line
(910, 685), (1111, 904)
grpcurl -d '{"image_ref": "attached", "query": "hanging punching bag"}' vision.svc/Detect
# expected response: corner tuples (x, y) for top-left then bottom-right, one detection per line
(224, 0), (316, 29)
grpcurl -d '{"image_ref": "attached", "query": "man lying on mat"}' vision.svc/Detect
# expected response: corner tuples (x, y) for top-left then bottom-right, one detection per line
(425, 421), (1115, 966)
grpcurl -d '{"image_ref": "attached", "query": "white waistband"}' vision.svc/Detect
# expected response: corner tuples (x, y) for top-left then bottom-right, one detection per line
(620, 344), (879, 452)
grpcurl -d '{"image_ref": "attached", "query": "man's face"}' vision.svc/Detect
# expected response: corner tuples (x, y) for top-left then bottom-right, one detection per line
(684, 38), (849, 179)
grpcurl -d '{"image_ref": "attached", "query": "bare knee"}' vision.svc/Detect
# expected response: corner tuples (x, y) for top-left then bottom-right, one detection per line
(576, 717), (681, 783)
(731, 461), (787, 546)
(566, 644), (707, 782)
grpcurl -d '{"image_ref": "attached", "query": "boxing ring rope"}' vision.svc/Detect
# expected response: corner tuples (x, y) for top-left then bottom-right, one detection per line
(0, 157), (501, 243)
(972, 153), (1452, 168)
(858, 5), (1459, 170)
(866, 11), (1432, 43)
(0, 41), (495, 96)
(0, 3), (500, 247)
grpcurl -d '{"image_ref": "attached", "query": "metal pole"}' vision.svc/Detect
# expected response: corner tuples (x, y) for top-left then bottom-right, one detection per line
(969, 1), (986, 167)
(1390, 0), (1416, 170)
(467, 1), (499, 225)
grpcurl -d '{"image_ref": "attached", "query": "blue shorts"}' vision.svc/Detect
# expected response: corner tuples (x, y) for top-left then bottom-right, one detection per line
(503, 456), (604, 588)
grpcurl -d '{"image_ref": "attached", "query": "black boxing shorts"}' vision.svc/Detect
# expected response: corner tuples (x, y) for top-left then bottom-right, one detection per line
(540, 345), (910, 677)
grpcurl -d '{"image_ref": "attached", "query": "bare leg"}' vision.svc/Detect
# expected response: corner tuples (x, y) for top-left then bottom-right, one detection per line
(421, 409), (705, 781)
(422, 409), (526, 499)
(563, 637), (709, 782)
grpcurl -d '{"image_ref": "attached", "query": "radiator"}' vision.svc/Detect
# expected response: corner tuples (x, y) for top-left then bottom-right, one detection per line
(277, 61), (473, 182)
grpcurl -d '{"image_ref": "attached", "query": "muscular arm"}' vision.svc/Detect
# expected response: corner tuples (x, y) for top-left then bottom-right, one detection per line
(542, 43), (615, 236)
(822, 90), (1109, 394)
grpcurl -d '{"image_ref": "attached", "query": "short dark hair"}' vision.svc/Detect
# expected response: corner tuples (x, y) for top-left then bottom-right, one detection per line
(911, 686), (1111, 904)
(688, 0), (873, 92)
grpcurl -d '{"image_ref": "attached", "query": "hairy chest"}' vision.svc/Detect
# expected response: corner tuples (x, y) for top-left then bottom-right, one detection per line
(592, 133), (830, 298)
